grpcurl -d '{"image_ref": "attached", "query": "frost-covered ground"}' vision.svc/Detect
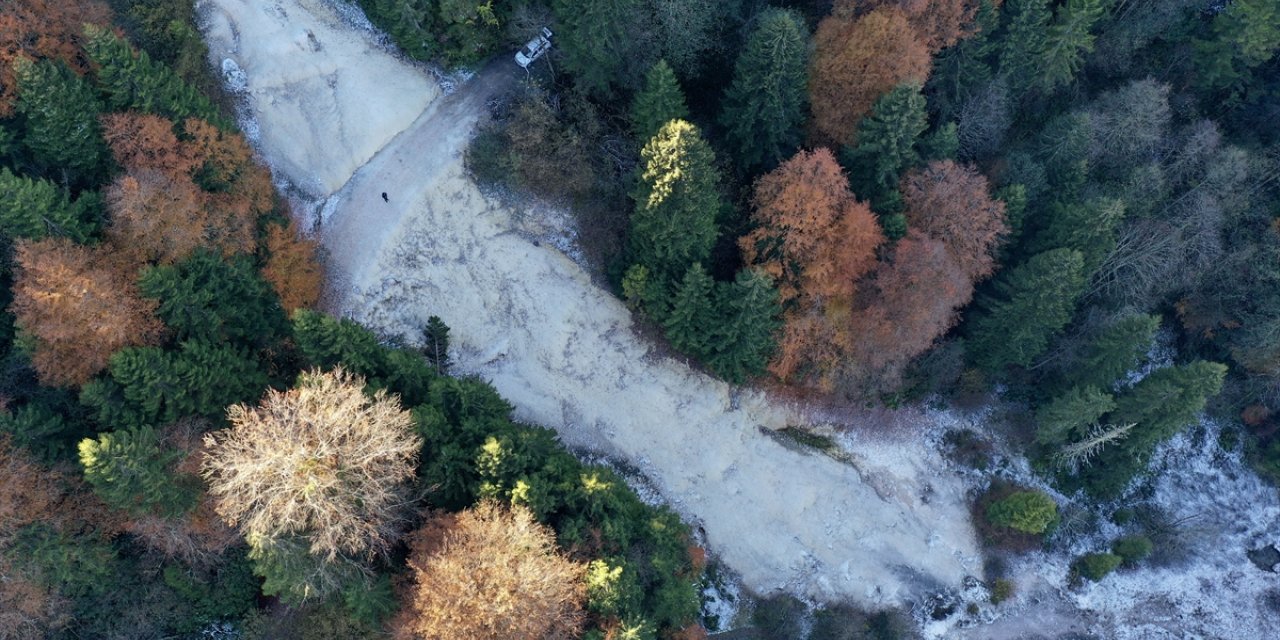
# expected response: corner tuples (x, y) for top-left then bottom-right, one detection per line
(198, 1), (1280, 637)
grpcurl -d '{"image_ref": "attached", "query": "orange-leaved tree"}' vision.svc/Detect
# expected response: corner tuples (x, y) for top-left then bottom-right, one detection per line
(11, 237), (163, 387)
(262, 220), (324, 313)
(741, 148), (884, 387)
(839, 0), (983, 53)
(809, 7), (931, 148)
(0, 0), (113, 117)
(901, 160), (1007, 282)
(398, 500), (586, 640)
(847, 230), (974, 384)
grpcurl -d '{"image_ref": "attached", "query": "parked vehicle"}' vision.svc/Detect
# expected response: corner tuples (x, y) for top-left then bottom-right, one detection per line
(515, 27), (553, 68)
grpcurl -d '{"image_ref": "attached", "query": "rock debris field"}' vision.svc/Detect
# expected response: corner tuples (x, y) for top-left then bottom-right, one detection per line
(200, 0), (980, 609)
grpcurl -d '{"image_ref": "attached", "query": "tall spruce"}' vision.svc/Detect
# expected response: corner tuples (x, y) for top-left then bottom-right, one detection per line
(139, 252), (290, 349)
(421, 315), (452, 375)
(719, 8), (810, 170)
(1111, 360), (1228, 457)
(1035, 385), (1115, 446)
(1069, 314), (1161, 390)
(628, 119), (723, 287)
(841, 83), (929, 210)
(706, 269), (781, 383)
(13, 58), (109, 186)
(1025, 197), (1125, 275)
(79, 426), (197, 517)
(631, 60), (689, 145)
(0, 168), (99, 242)
(551, 0), (653, 96)
(663, 263), (715, 359)
(968, 248), (1086, 372)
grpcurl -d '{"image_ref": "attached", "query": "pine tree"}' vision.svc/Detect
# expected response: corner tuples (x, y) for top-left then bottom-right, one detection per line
(985, 490), (1057, 535)
(1037, 0), (1106, 92)
(421, 315), (452, 375)
(1194, 0), (1280, 93)
(1035, 385), (1115, 445)
(842, 83), (928, 209)
(13, 58), (109, 186)
(968, 248), (1087, 372)
(998, 0), (1051, 94)
(551, 0), (653, 96)
(631, 60), (689, 145)
(1025, 197), (1126, 275)
(1111, 360), (1227, 457)
(628, 120), (723, 287)
(138, 251), (289, 349)
(706, 270), (781, 383)
(292, 310), (390, 378)
(927, 0), (999, 122)
(719, 8), (810, 170)
(1068, 314), (1161, 390)
(663, 263), (715, 359)
(78, 426), (197, 517)
(82, 24), (231, 129)
(0, 168), (99, 242)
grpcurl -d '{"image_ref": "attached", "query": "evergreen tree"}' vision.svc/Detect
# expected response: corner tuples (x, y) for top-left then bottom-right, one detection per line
(292, 309), (390, 378)
(841, 83), (928, 210)
(82, 24), (231, 129)
(719, 8), (810, 170)
(968, 248), (1086, 372)
(663, 263), (715, 359)
(78, 426), (197, 517)
(0, 168), (99, 242)
(1035, 385), (1115, 445)
(706, 270), (781, 383)
(1035, 0), (1106, 92)
(928, 0), (999, 122)
(421, 315), (452, 375)
(1025, 197), (1125, 274)
(1194, 0), (1280, 94)
(1068, 314), (1161, 391)
(81, 341), (269, 430)
(1111, 360), (1227, 457)
(986, 490), (1057, 535)
(0, 402), (85, 463)
(628, 120), (723, 287)
(13, 58), (109, 186)
(139, 252), (289, 349)
(998, 0), (1051, 94)
(551, 0), (653, 96)
(631, 60), (689, 145)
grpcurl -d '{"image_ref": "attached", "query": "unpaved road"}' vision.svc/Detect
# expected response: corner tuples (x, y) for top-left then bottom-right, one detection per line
(201, 0), (980, 608)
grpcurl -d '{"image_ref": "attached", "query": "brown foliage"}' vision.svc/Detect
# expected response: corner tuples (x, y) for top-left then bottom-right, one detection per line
(102, 115), (266, 263)
(847, 230), (974, 385)
(0, 558), (70, 640)
(400, 501), (586, 640)
(902, 160), (1007, 282)
(840, 0), (982, 52)
(203, 368), (420, 561)
(0, 434), (56, 542)
(11, 238), (163, 386)
(742, 149), (883, 388)
(262, 220), (324, 313)
(0, 0), (113, 117)
(810, 8), (931, 147)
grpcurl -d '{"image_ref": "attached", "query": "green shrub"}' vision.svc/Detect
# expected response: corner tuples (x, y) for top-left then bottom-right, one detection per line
(1112, 535), (1154, 565)
(1074, 552), (1123, 582)
(986, 490), (1058, 535)
(990, 578), (1015, 604)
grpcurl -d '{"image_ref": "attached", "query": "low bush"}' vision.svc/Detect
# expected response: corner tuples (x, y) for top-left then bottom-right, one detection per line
(986, 490), (1058, 535)
(1112, 535), (1154, 566)
(1074, 552), (1123, 582)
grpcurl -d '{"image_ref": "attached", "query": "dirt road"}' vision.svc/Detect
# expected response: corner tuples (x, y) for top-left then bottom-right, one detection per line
(201, 0), (980, 608)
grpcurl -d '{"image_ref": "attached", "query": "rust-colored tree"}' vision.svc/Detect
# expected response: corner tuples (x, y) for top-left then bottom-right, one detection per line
(839, 0), (982, 52)
(901, 160), (1007, 282)
(101, 112), (200, 176)
(262, 220), (324, 313)
(182, 117), (275, 239)
(398, 500), (586, 640)
(10, 238), (163, 387)
(810, 7), (931, 148)
(0, 0), (113, 117)
(105, 169), (208, 264)
(740, 148), (884, 387)
(846, 230), (974, 385)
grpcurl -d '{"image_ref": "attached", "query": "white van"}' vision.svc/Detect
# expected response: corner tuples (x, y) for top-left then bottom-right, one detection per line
(515, 28), (553, 68)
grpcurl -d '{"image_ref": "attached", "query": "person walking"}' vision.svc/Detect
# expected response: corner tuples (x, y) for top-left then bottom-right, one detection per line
(381, 191), (389, 202)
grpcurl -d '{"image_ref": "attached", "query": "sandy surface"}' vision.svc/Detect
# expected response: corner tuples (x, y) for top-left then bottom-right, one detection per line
(199, 0), (981, 607)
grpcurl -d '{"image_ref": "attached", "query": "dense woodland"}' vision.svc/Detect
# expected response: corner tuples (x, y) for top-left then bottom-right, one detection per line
(3, 0), (1280, 637)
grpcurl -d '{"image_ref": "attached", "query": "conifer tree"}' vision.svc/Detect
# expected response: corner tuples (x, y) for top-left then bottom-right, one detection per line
(663, 263), (715, 359)
(82, 24), (230, 129)
(551, 0), (652, 96)
(138, 251), (289, 349)
(631, 60), (689, 145)
(628, 119), (723, 287)
(1068, 314), (1161, 391)
(1037, 0), (1105, 92)
(421, 315), (452, 375)
(13, 58), (109, 186)
(842, 83), (928, 210)
(1194, 0), (1280, 93)
(928, 0), (999, 122)
(292, 310), (390, 378)
(1111, 360), (1228, 457)
(719, 8), (810, 170)
(706, 270), (781, 383)
(968, 248), (1086, 372)
(998, 0), (1051, 93)
(0, 168), (99, 243)
(1035, 385), (1115, 445)
(78, 426), (197, 517)
(1025, 197), (1125, 275)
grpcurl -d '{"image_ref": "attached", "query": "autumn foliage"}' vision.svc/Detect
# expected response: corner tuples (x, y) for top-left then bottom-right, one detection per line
(11, 238), (163, 387)
(840, 0), (983, 53)
(0, 0), (113, 117)
(262, 220), (324, 313)
(398, 501), (586, 640)
(901, 160), (1007, 281)
(741, 149), (883, 387)
(810, 8), (931, 147)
